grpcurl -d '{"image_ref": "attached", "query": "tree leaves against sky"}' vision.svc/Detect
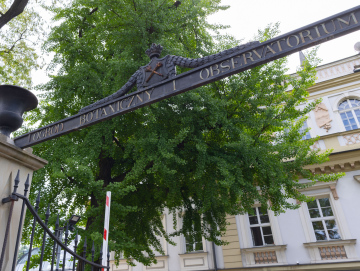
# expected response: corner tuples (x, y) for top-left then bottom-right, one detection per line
(20, 0), (342, 266)
(0, 0), (44, 87)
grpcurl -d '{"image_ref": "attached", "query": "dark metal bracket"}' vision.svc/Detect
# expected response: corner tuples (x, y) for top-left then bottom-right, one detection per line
(1, 195), (18, 204)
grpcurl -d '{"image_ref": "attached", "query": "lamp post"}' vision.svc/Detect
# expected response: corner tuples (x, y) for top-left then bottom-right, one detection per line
(68, 215), (81, 231)
(55, 215), (81, 270)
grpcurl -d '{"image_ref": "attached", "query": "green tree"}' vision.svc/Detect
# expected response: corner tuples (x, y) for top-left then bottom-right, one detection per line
(22, 0), (340, 266)
(0, 0), (42, 87)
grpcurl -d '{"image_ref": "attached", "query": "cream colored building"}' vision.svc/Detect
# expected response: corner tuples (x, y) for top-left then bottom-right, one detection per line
(111, 52), (360, 271)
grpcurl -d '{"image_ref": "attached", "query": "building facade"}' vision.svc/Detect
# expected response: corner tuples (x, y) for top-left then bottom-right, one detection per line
(110, 53), (360, 271)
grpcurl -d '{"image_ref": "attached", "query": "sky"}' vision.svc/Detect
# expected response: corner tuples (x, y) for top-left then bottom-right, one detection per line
(207, 0), (360, 73)
(32, 1), (360, 85)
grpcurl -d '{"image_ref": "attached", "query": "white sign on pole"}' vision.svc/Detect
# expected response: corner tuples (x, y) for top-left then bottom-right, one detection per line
(102, 191), (111, 270)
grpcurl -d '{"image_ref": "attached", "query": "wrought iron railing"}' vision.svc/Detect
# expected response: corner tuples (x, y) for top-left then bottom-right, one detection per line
(0, 170), (110, 271)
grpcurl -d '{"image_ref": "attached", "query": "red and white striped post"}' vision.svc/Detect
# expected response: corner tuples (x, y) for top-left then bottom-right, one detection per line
(102, 191), (111, 270)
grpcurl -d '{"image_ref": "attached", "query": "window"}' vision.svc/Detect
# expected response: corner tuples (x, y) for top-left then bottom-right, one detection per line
(338, 99), (360, 131)
(248, 207), (274, 246)
(184, 233), (203, 252)
(299, 121), (311, 140)
(178, 212), (205, 253)
(307, 198), (341, 241)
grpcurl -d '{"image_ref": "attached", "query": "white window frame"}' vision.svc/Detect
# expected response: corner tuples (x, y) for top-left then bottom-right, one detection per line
(176, 212), (209, 271)
(237, 204), (287, 267)
(176, 212), (207, 254)
(298, 180), (358, 263)
(338, 99), (360, 131)
(331, 92), (360, 132)
(306, 197), (341, 241)
(184, 233), (204, 253)
(238, 204), (283, 248)
(248, 207), (274, 246)
(298, 181), (351, 243)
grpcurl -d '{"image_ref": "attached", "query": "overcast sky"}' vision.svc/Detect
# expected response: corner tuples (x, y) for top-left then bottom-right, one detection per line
(208, 0), (360, 73)
(32, 1), (360, 85)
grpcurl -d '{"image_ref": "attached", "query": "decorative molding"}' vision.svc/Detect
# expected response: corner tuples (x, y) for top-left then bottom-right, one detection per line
(330, 185), (339, 200)
(143, 255), (169, 271)
(318, 245), (346, 260)
(303, 239), (357, 263)
(254, 251), (277, 264)
(306, 66), (360, 97)
(112, 260), (132, 271)
(299, 181), (340, 200)
(178, 252), (209, 271)
(241, 245), (287, 267)
(298, 180), (337, 192)
(343, 132), (360, 145)
(353, 175), (360, 183)
(304, 147), (360, 174)
(310, 141), (321, 151)
(314, 57), (360, 84)
(314, 103), (332, 132)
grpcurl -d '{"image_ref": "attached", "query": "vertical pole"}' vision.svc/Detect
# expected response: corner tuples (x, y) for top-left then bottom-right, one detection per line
(61, 223), (69, 271)
(72, 231), (78, 271)
(0, 171), (20, 271)
(91, 242), (95, 271)
(99, 246), (103, 271)
(39, 204), (50, 271)
(55, 228), (63, 271)
(107, 246), (110, 271)
(0, 201), (15, 271)
(11, 174), (30, 271)
(102, 192), (111, 270)
(26, 191), (41, 271)
(51, 215), (59, 271)
(82, 237), (87, 271)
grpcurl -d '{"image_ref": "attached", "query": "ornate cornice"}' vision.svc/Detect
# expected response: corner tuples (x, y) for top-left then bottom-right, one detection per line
(307, 73), (360, 99)
(305, 149), (360, 174)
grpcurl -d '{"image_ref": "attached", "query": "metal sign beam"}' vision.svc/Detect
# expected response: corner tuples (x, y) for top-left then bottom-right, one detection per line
(14, 5), (360, 149)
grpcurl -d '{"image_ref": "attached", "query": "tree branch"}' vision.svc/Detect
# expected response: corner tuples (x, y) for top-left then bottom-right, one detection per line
(0, 28), (27, 54)
(113, 135), (125, 151)
(79, 7), (98, 38)
(0, 0), (29, 29)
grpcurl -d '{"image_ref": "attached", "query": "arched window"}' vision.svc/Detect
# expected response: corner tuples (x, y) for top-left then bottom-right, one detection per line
(338, 99), (360, 131)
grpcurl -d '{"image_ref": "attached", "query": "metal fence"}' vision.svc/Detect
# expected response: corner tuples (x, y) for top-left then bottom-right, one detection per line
(0, 170), (110, 271)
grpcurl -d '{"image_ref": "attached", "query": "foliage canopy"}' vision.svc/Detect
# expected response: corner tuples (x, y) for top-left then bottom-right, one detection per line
(20, 0), (341, 266)
(0, 0), (43, 87)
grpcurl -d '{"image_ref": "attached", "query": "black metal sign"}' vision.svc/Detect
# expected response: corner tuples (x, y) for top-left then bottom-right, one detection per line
(14, 5), (360, 149)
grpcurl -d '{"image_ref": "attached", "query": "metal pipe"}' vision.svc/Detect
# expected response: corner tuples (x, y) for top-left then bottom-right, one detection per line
(0, 200), (15, 271)
(11, 174), (30, 271)
(72, 231), (78, 271)
(51, 215), (60, 271)
(26, 192), (40, 271)
(39, 204), (50, 271)
(56, 228), (63, 271)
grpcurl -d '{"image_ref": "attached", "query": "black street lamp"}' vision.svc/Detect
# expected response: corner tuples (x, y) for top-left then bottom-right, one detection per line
(55, 214), (81, 269)
(68, 215), (81, 231)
